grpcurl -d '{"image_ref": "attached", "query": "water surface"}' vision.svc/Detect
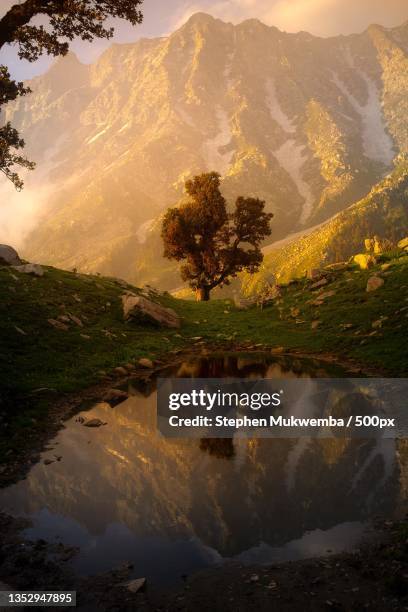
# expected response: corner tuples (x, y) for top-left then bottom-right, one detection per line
(0, 355), (405, 586)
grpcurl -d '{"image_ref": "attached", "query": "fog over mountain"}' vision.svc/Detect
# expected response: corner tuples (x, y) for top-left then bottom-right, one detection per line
(2, 13), (407, 288)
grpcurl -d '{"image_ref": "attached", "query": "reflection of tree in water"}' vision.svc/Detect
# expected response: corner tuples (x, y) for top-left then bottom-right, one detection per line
(199, 438), (235, 459)
(127, 354), (341, 399)
(174, 354), (337, 379)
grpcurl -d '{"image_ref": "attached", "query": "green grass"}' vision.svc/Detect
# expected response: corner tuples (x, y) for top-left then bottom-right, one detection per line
(0, 255), (407, 465)
(1, 253), (408, 402)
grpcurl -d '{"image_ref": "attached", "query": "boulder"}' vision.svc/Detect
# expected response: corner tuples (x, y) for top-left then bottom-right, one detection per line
(365, 236), (394, 254)
(114, 366), (128, 376)
(122, 293), (180, 328)
(83, 418), (106, 428)
(373, 236), (394, 254)
(121, 578), (146, 594)
(0, 244), (22, 266)
(364, 238), (375, 252)
(102, 389), (128, 405)
(68, 314), (83, 327)
(48, 318), (69, 331)
(398, 237), (408, 250)
(310, 278), (328, 290)
(138, 358), (154, 369)
(13, 263), (44, 277)
(353, 254), (376, 270)
(366, 276), (384, 292)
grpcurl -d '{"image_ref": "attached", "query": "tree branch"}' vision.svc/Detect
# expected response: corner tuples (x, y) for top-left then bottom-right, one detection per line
(0, 0), (59, 50)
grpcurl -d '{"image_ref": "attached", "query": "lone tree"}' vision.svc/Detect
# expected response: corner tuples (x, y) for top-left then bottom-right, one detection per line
(0, 0), (143, 189)
(162, 172), (273, 301)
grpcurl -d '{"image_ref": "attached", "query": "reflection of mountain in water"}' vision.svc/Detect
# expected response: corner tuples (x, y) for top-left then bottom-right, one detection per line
(0, 357), (404, 564)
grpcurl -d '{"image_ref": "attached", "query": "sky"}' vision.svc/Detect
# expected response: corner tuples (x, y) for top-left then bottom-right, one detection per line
(0, 0), (407, 80)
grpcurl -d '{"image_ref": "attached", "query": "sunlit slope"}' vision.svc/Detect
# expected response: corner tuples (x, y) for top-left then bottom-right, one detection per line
(242, 160), (408, 290)
(3, 15), (408, 281)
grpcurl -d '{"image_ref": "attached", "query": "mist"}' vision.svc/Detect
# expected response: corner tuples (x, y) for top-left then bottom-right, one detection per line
(0, 177), (49, 252)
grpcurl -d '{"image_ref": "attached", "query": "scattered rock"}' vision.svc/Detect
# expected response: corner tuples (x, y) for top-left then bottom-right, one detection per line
(48, 318), (69, 331)
(365, 236), (394, 254)
(372, 317), (388, 329)
(12, 263), (44, 276)
(69, 314), (83, 327)
(271, 347), (285, 354)
(58, 315), (71, 324)
(83, 418), (106, 428)
(353, 254), (376, 270)
(308, 269), (322, 280)
(310, 278), (328, 290)
(114, 278), (131, 289)
(0, 244), (22, 266)
(266, 580), (278, 590)
(114, 366), (128, 376)
(374, 236), (394, 254)
(318, 290), (336, 300)
(366, 276), (384, 292)
(310, 290), (336, 305)
(138, 358), (154, 369)
(120, 578), (146, 594)
(122, 293), (180, 328)
(102, 389), (128, 405)
(324, 262), (347, 271)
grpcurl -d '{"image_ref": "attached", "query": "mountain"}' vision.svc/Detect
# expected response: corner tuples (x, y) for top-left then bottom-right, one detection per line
(3, 13), (408, 286)
(241, 157), (408, 293)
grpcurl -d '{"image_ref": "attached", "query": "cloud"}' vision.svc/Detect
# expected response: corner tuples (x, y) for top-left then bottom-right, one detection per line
(171, 0), (408, 36)
(0, 176), (50, 250)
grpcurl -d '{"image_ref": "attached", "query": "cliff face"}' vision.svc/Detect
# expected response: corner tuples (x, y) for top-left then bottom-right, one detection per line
(3, 13), (407, 285)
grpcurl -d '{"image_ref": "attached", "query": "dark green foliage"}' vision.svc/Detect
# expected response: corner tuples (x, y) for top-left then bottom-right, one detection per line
(162, 172), (273, 300)
(0, 0), (143, 188)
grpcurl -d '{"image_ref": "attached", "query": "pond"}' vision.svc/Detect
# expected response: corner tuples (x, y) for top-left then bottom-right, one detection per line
(0, 354), (405, 587)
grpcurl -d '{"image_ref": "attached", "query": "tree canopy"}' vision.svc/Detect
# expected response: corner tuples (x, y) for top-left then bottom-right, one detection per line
(0, 0), (143, 189)
(162, 172), (273, 301)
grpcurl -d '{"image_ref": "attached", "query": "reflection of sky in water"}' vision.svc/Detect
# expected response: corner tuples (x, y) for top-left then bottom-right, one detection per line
(0, 356), (405, 586)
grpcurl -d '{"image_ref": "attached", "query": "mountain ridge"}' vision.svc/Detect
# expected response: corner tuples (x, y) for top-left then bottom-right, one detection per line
(1, 12), (407, 286)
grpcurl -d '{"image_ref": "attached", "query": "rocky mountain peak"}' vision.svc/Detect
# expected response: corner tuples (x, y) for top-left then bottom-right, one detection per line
(2, 13), (406, 289)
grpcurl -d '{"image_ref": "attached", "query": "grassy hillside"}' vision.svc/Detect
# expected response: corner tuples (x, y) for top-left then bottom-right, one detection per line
(1, 250), (408, 397)
(1, 250), (407, 465)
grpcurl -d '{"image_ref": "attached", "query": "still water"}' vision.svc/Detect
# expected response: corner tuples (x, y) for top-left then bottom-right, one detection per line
(0, 355), (406, 586)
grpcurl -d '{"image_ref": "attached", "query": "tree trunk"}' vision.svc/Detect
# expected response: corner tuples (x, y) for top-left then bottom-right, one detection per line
(196, 286), (210, 301)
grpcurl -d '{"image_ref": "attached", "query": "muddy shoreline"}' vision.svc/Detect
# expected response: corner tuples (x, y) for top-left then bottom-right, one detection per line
(0, 510), (406, 611)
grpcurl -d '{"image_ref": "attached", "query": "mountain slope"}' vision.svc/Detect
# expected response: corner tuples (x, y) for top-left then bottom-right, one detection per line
(2, 14), (408, 283)
(241, 158), (408, 292)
